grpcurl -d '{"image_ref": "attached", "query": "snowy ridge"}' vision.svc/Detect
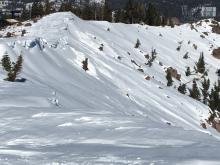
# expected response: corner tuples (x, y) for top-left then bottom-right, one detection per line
(0, 12), (220, 164)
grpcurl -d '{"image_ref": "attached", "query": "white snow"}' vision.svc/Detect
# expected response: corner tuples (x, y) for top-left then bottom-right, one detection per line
(0, 12), (219, 164)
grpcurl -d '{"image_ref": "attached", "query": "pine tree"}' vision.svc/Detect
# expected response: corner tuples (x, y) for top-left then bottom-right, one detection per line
(189, 80), (201, 101)
(145, 3), (161, 26)
(1, 52), (12, 72)
(178, 83), (187, 94)
(82, 58), (89, 71)
(44, 0), (51, 15)
(201, 78), (210, 104)
(32, 1), (44, 18)
(21, 5), (30, 21)
(13, 55), (23, 79)
(161, 16), (167, 26)
(134, 39), (141, 48)
(208, 81), (220, 111)
(216, 69), (220, 77)
(195, 52), (205, 74)
(82, 3), (93, 20)
(59, 2), (73, 12)
(103, 0), (112, 22)
(1, 53), (23, 82)
(124, 0), (135, 23)
(185, 67), (191, 76)
(169, 18), (174, 28)
(166, 71), (173, 86)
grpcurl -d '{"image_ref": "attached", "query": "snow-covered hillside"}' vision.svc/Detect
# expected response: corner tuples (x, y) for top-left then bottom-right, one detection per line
(0, 12), (220, 164)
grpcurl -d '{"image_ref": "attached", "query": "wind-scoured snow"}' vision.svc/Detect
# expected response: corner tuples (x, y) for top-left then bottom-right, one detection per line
(0, 12), (220, 164)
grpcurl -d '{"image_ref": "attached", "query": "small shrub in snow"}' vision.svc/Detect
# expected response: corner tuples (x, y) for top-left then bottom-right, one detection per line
(193, 44), (197, 50)
(134, 39), (141, 48)
(117, 56), (122, 60)
(146, 49), (157, 67)
(99, 44), (104, 51)
(176, 45), (181, 51)
(203, 32), (209, 36)
(21, 30), (26, 36)
(82, 58), (89, 71)
(185, 67), (191, 76)
(200, 35), (205, 39)
(137, 68), (144, 73)
(183, 52), (189, 59)
(178, 83), (187, 94)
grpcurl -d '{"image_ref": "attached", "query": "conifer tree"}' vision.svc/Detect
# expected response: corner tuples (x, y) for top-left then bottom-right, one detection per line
(1, 52), (12, 72)
(21, 5), (30, 20)
(103, 0), (112, 22)
(145, 3), (161, 26)
(44, 0), (51, 15)
(32, 1), (44, 18)
(59, 2), (73, 12)
(178, 83), (187, 94)
(1, 53), (23, 82)
(185, 67), (191, 76)
(135, 39), (141, 48)
(166, 71), (173, 86)
(82, 3), (93, 20)
(12, 54), (23, 79)
(208, 81), (220, 111)
(82, 58), (89, 71)
(201, 78), (210, 104)
(189, 80), (201, 101)
(124, 0), (135, 23)
(161, 16), (167, 26)
(195, 52), (205, 74)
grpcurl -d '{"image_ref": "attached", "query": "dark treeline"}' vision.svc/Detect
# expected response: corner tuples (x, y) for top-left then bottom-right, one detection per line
(20, 0), (170, 26)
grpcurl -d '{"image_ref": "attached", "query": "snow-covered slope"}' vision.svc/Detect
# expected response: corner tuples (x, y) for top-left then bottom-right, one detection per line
(0, 12), (220, 164)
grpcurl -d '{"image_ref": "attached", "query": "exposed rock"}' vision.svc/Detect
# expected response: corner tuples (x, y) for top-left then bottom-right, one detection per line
(166, 67), (181, 81)
(145, 76), (151, 80)
(212, 48), (220, 59)
(24, 23), (32, 27)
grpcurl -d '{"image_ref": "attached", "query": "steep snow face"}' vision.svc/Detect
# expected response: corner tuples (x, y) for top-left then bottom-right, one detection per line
(0, 12), (220, 164)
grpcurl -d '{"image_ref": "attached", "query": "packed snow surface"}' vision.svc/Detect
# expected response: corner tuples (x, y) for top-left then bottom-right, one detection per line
(0, 12), (220, 164)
